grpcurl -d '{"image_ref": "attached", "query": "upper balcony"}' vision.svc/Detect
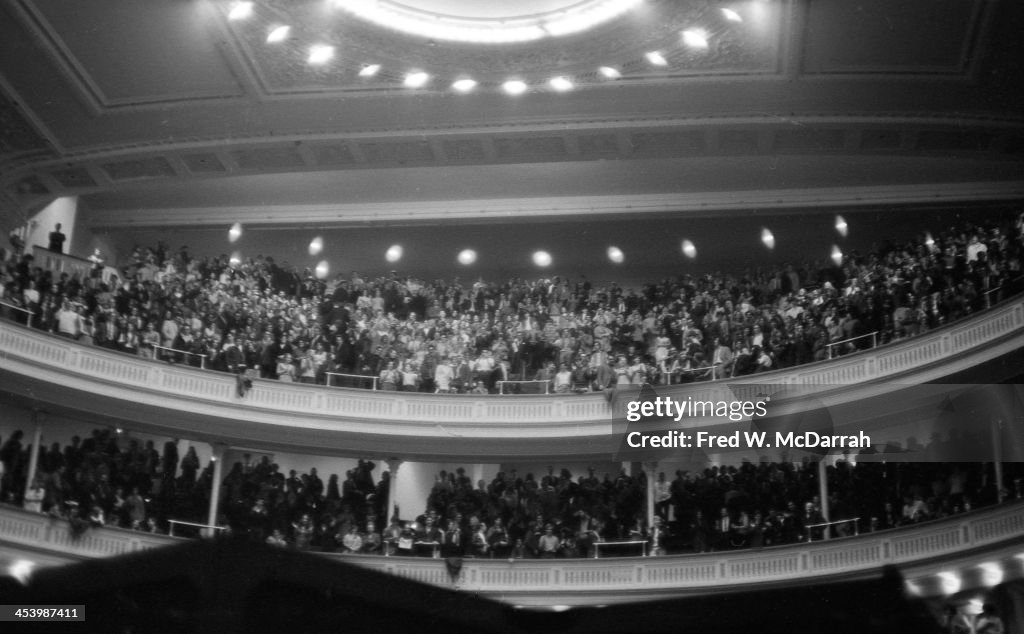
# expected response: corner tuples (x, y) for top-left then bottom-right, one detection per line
(0, 296), (1022, 461)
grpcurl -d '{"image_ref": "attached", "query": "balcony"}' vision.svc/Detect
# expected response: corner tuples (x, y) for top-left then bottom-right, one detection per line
(1, 501), (1022, 607)
(0, 298), (1022, 460)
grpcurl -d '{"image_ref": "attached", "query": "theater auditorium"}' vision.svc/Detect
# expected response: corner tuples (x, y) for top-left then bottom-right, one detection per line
(0, 1), (1023, 631)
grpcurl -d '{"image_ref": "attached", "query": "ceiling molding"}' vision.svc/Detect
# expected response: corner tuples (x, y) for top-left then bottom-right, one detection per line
(86, 181), (1024, 229)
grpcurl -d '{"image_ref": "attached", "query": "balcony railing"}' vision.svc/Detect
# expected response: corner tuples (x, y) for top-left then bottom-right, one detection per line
(1, 501), (1021, 606)
(0, 298), (1022, 458)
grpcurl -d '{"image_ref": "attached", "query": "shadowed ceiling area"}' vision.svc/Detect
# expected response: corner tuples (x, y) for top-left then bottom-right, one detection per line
(0, 0), (1022, 235)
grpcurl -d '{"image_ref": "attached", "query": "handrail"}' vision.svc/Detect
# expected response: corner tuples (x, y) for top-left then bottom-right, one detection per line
(1, 501), (1020, 606)
(167, 518), (228, 538)
(326, 371), (378, 390)
(0, 300), (34, 328)
(805, 517), (861, 541)
(826, 331), (878, 359)
(498, 379), (551, 394)
(151, 344), (208, 369)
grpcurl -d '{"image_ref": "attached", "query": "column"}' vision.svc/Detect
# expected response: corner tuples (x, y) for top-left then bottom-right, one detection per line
(205, 443), (226, 537)
(22, 411), (44, 505)
(643, 461), (658, 530)
(387, 458), (403, 522)
(992, 418), (1004, 503)
(817, 458), (830, 540)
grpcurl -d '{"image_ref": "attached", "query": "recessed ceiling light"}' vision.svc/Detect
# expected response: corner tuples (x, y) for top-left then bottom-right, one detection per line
(404, 71), (430, 88)
(599, 66), (621, 79)
(308, 45), (335, 65)
(645, 51), (668, 66)
(266, 25), (290, 43)
(682, 29), (709, 48)
(359, 64), (381, 77)
(228, 1), (253, 21)
(452, 78), (478, 93)
(502, 80), (528, 95)
(549, 76), (574, 92)
(721, 8), (743, 22)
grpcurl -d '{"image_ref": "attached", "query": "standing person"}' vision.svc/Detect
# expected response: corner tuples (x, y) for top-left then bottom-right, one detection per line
(48, 223), (66, 253)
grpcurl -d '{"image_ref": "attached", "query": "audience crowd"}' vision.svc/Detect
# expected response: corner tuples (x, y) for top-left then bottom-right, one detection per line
(1, 213), (1022, 394)
(1, 427), (1020, 558)
(0, 209), (1021, 557)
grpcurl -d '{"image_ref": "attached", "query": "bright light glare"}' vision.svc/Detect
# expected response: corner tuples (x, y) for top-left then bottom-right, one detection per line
(682, 29), (709, 48)
(599, 66), (621, 79)
(8, 560), (34, 585)
(937, 571), (962, 596)
(549, 76), (574, 92)
(308, 45), (335, 65)
(267, 25), (290, 43)
(315, 260), (330, 279)
(924, 232), (935, 247)
(309, 236), (324, 256)
(761, 228), (775, 249)
(645, 51), (668, 66)
(230, 252), (242, 267)
(404, 72), (430, 88)
(830, 245), (843, 266)
(681, 239), (697, 259)
(386, 244), (403, 263)
(607, 246), (624, 263)
(533, 251), (553, 267)
(228, 222), (243, 243)
(228, 1), (253, 21)
(721, 8), (743, 22)
(452, 78), (478, 93)
(835, 214), (848, 238)
(978, 562), (1004, 587)
(331, 0), (643, 43)
(503, 80), (528, 95)
(359, 64), (381, 77)
(458, 249), (477, 265)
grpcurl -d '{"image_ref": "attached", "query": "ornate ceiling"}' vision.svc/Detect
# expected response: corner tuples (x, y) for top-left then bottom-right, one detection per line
(0, 0), (1022, 232)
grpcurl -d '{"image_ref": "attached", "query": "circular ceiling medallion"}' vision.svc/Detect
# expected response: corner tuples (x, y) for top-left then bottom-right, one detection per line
(331, 0), (645, 43)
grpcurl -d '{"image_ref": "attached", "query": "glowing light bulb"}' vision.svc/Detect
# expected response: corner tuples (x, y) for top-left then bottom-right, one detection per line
(503, 80), (528, 95)
(682, 29), (709, 49)
(533, 251), (553, 267)
(607, 246), (624, 263)
(228, 223), (243, 243)
(681, 240), (697, 259)
(309, 236), (324, 256)
(835, 214), (848, 238)
(457, 249), (477, 265)
(267, 25), (290, 43)
(831, 245), (843, 266)
(386, 244), (403, 263)
(761, 228), (775, 250)
(315, 260), (330, 279)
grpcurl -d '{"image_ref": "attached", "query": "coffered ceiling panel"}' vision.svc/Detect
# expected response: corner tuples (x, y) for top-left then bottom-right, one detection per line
(802, 0), (981, 74)
(25, 0), (245, 107)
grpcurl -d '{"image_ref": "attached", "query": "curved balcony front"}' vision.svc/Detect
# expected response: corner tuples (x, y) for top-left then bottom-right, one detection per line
(0, 501), (1021, 607)
(0, 298), (1022, 461)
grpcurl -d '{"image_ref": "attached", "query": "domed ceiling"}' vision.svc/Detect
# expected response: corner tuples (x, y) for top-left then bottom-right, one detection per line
(0, 0), (1021, 233)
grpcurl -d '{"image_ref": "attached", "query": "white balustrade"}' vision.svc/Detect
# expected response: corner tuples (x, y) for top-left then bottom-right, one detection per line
(3, 502), (1021, 604)
(0, 297), (1021, 445)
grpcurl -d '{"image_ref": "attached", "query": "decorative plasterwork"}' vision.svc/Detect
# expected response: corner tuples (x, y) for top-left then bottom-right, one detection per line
(234, 0), (781, 94)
